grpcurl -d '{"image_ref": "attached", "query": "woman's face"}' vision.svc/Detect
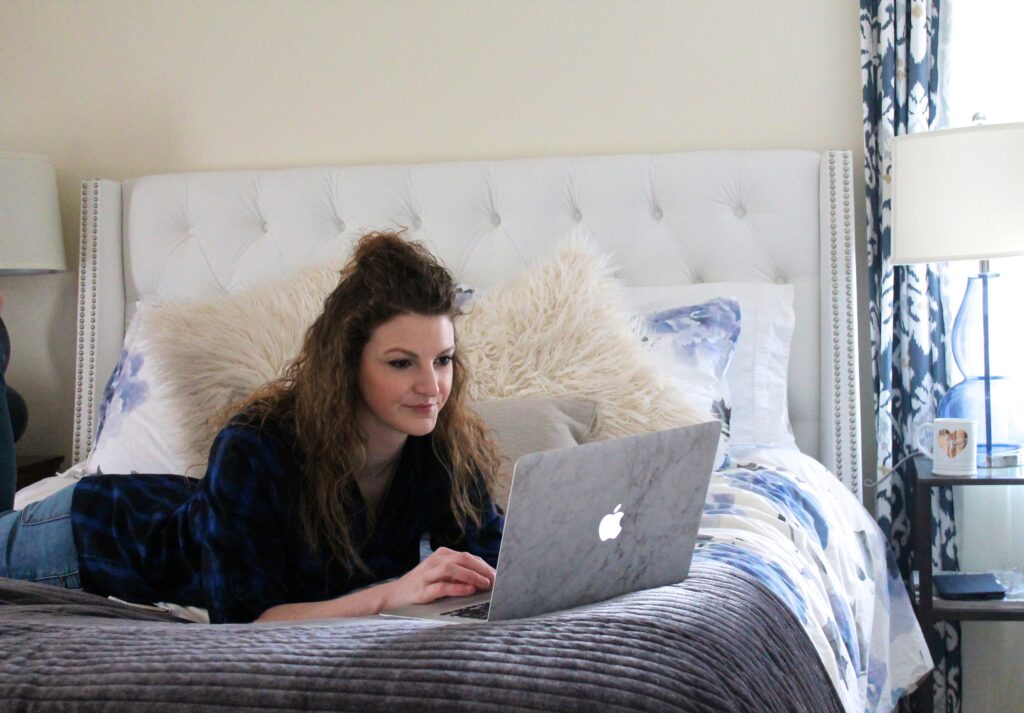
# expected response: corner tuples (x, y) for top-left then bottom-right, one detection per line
(357, 312), (455, 445)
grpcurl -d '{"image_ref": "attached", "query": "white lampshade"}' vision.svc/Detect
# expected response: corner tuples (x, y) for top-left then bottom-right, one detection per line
(0, 151), (67, 274)
(891, 122), (1024, 264)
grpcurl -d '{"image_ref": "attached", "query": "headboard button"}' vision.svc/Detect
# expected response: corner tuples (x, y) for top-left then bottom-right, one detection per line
(653, 207), (663, 220)
(572, 209), (582, 222)
(735, 206), (747, 218)
(491, 214), (501, 227)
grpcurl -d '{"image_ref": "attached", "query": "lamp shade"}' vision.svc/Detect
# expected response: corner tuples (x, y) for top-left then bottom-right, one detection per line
(891, 122), (1024, 264)
(0, 151), (66, 274)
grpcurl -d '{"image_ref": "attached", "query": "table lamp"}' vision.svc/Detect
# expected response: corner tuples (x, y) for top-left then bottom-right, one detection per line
(891, 122), (1024, 468)
(0, 151), (67, 440)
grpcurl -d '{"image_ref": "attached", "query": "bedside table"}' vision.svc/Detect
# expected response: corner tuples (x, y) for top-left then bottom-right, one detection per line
(15, 454), (65, 490)
(912, 457), (1024, 712)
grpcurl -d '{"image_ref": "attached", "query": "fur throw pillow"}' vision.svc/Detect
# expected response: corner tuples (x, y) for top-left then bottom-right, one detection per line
(457, 239), (706, 441)
(136, 261), (344, 466)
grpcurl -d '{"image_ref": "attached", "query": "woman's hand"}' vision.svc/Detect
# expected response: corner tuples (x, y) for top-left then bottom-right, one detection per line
(382, 547), (495, 610)
(257, 548), (495, 622)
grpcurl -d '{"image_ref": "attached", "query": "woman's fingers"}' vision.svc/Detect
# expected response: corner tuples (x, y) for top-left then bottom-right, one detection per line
(431, 548), (495, 578)
(427, 550), (494, 589)
(426, 580), (478, 600)
(437, 560), (492, 590)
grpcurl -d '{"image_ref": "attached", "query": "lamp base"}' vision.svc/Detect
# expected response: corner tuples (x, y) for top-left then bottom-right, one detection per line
(938, 376), (1022, 469)
(978, 451), (1020, 468)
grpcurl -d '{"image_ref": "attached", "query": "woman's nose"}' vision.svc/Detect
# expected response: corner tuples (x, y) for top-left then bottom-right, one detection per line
(415, 366), (440, 396)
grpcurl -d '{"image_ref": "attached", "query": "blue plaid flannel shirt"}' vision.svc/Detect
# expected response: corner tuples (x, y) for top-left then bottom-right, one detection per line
(71, 418), (504, 623)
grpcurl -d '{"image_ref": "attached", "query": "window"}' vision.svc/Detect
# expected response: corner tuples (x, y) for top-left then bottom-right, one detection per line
(942, 0), (1024, 129)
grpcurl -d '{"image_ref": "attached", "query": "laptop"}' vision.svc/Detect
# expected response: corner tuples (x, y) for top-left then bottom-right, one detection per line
(381, 419), (721, 623)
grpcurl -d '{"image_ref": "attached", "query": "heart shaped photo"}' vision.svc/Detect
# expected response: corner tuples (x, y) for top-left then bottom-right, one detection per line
(938, 428), (969, 458)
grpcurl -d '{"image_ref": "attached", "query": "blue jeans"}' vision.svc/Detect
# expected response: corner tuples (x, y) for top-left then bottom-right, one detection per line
(0, 482), (81, 589)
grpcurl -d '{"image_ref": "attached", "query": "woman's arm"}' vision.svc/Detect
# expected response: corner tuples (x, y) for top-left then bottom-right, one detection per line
(256, 547), (495, 622)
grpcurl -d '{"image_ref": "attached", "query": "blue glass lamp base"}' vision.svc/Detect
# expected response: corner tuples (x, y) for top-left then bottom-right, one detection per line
(938, 377), (1022, 467)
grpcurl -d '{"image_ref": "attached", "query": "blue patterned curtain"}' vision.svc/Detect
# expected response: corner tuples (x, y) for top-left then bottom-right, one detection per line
(861, 2), (960, 712)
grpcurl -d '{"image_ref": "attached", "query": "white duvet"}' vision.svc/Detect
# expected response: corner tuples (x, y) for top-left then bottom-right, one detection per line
(702, 447), (932, 713)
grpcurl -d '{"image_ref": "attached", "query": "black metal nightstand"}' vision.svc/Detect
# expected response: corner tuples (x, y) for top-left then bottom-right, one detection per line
(15, 454), (65, 490)
(912, 457), (1024, 712)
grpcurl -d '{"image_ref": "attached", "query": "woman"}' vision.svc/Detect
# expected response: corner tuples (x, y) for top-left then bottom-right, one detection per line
(0, 232), (504, 623)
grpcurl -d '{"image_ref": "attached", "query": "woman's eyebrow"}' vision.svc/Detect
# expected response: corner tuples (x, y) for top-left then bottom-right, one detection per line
(382, 346), (455, 357)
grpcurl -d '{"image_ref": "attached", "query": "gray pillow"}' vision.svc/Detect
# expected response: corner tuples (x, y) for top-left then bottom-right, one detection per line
(471, 396), (598, 511)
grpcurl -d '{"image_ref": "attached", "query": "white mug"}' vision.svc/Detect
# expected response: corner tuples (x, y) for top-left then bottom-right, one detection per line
(916, 417), (977, 476)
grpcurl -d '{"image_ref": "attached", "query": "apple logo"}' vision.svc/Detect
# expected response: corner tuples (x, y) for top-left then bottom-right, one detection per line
(599, 504), (625, 541)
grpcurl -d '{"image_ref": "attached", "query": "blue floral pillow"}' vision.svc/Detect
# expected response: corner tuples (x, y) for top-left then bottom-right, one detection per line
(94, 342), (149, 445)
(86, 303), (193, 476)
(636, 297), (741, 468)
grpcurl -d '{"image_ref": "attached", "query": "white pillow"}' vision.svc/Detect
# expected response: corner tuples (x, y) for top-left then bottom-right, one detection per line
(625, 283), (796, 449)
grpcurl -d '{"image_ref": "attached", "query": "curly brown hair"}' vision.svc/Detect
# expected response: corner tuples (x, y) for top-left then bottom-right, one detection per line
(240, 231), (501, 572)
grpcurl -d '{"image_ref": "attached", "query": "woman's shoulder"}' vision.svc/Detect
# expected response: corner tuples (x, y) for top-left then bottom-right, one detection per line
(224, 406), (293, 437)
(205, 410), (302, 487)
(213, 408), (298, 459)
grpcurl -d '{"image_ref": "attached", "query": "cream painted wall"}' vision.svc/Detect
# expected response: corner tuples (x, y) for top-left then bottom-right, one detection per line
(0, 0), (867, 465)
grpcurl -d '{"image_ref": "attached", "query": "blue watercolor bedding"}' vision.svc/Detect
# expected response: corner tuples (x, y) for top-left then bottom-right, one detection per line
(703, 447), (932, 713)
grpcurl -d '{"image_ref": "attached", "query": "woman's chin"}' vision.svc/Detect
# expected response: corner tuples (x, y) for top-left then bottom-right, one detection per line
(402, 417), (438, 437)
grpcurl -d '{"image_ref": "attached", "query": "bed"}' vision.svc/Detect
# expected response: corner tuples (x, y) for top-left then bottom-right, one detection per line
(2, 149), (931, 712)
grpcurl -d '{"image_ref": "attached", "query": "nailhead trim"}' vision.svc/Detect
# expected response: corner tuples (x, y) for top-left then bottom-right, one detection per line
(841, 152), (860, 492)
(72, 181), (100, 463)
(826, 152), (860, 497)
(828, 155), (844, 488)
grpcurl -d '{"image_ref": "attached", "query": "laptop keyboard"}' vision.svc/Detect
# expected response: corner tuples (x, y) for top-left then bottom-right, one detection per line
(440, 601), (491, 620)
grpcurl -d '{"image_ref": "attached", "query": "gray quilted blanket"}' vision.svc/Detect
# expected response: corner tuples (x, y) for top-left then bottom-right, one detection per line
(0, 561), (842, 713)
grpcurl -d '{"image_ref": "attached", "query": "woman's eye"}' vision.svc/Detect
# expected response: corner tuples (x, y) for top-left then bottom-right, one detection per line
(389, 359), (412, 369)
(436, 355), (453, 366)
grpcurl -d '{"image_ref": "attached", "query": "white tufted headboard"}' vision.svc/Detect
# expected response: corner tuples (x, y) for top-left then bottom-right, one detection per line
(74, 150), (860, 496)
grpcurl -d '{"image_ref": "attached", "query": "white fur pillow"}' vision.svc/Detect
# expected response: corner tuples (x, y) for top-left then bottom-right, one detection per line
(133, 261), (344, 470)
(457, 239), (706, 441)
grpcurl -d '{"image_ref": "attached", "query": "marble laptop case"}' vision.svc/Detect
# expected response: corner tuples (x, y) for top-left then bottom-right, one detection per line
(381, 420), (721, 623)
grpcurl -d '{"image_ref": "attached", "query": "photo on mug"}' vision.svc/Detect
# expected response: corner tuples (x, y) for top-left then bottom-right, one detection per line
(937, 427), (969, 458)
(916, 417), (978, 476)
